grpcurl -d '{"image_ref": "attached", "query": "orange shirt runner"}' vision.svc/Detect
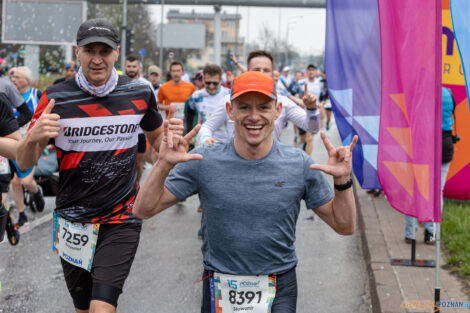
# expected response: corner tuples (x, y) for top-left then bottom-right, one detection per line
(157, 81), (196, 120)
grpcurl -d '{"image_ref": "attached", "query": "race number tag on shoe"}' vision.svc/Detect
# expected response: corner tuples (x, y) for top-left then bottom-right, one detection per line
(210, 272), (276, 313)
(170, 102), (185, 119)
(52, 212), (99, 272)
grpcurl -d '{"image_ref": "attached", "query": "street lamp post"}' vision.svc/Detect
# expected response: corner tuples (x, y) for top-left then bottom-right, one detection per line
(285, 16), (303, 67)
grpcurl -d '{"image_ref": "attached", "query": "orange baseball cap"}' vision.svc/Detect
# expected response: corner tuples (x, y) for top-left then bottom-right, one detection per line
(231, 71), (277, 101)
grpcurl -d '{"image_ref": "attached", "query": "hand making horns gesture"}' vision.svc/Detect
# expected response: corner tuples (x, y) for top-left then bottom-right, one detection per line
(159, 118), (203, 167)
(310, 131), (358, 179)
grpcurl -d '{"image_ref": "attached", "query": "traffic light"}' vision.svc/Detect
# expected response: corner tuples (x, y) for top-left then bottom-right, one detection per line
(126, 29), (135, 56)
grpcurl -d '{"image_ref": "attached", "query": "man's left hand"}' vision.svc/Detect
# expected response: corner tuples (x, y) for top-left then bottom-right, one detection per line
(309, 131), (358, 183)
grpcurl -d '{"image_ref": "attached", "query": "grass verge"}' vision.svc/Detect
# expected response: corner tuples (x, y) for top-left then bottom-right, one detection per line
(441, 199), (470, 278)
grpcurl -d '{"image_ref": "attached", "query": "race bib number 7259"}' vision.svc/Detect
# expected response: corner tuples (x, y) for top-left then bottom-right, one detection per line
(210, 272), (276, 313)
(52, 212), (99, 272)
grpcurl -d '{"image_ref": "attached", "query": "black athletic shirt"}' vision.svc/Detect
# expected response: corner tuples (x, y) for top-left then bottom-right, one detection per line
(30, 76), (163, 224)
(0, 92), (19, 136)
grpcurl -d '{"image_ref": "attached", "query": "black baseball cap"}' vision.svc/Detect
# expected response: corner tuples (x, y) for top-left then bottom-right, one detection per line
(76, 18), (120, 50)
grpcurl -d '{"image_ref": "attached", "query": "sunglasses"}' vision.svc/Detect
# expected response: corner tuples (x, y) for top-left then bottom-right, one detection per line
(205, 81), (220, 86)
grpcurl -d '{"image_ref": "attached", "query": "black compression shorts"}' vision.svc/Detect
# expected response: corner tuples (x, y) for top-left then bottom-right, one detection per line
(61, 222), (142, 310)
(0, 174), (11, 193)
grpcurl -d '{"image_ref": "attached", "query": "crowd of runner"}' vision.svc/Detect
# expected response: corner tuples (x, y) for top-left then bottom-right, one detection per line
(0, 18), (358, 313)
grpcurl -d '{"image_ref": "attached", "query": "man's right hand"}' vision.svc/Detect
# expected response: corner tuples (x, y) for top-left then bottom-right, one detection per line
(203, 138), (218, 146)
(158, 120), (203, 168)
(28, 99), (60, 145)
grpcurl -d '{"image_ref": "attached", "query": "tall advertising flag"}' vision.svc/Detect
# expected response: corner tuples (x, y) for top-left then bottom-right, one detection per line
(450, 0), (470, 111)
(325, 0), (381, 190)
(377, 0), (442, 222)
(445, 0), (470, 200)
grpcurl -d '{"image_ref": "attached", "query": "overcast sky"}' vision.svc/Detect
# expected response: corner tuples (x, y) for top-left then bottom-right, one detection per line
(150, 5), (326, 56)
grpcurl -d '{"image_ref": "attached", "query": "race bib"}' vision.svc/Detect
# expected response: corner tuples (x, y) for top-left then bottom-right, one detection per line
(210, 272), (276, 313)
(52, 212), (100, 272)
(170, 102), (185, 120)
(0, 157), (10, 175)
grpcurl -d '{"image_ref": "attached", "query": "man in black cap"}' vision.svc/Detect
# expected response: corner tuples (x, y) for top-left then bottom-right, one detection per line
(16, 18), (182, 313)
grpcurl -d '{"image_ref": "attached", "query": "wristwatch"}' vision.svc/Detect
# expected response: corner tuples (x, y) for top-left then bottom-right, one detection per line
(334, 178), (353, 191)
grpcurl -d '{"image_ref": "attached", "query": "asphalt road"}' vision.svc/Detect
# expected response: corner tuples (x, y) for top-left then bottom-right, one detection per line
(0, 122), (372, 313)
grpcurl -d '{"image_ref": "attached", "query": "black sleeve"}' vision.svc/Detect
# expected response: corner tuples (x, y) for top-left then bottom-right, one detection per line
(15, 102), (33, 127)
(0, 96), (19, 137)
(140, 87), (163, 132)
(183, 100), (196, 136)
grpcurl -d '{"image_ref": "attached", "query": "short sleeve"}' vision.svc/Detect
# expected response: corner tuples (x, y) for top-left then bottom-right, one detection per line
(157, 85), (164, 104)
(140, 87), (163, 132)
(302, 153), (334, 209)
(5, 80), (24, 108)
(28, 90), (50, 130)
(0, 94), (19, 136)
(164, 148), (202, 200)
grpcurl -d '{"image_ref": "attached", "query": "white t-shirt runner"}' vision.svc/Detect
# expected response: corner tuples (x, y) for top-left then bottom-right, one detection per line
(186, 86), (231, 143)
(198, 93), (320, 144)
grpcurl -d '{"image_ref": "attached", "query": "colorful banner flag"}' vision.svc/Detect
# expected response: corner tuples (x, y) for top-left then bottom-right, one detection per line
(377, 0), (442, 222)
(442, 0), (470, 200)
(325, 0), (381, 190)
(450, 0), (470, 111)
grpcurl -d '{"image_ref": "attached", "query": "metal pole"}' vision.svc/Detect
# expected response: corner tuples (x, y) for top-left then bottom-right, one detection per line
(243, 7), (249, 62)
(435, 223), (441, 310)
(65, 45), (73, 62)
(213, 4), (222, 65)
(24, 45), (40, 83)
(159, 0), (165, 69)
(234, 6), (239, 59)
(411, 218), (416, 262)
(121, 0), (127, 69)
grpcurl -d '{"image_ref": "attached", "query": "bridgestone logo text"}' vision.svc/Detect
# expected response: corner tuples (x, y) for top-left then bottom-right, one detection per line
(64, 124), (140, 137)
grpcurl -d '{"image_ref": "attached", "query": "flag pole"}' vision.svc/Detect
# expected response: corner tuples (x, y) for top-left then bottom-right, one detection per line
(435, 222), (441, 310)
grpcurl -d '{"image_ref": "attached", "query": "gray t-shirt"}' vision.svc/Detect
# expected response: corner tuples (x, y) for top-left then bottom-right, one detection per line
(165, 139), (334, 275)
(0, 77), (24, 108)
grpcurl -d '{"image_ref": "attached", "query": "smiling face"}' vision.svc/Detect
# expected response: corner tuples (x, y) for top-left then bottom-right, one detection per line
(227, 92), (282, 158)
(204, 73), (221, 95)
(75, 42), (119, 86)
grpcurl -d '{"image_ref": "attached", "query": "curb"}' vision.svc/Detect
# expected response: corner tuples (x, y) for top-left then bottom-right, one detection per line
(354, 178), (406, 313)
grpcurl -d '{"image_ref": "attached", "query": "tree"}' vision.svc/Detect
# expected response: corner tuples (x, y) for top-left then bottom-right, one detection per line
(88, 3), (159, 69)
(256, 24), (300, 71)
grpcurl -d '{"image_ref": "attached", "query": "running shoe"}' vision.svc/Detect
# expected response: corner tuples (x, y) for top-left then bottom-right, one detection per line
(424, 230), (435, 245)
(24, 189), (35, 212)
(31, 185), (45, 213)
(7, 214), (20, 246)
(16, 212), (28, 229)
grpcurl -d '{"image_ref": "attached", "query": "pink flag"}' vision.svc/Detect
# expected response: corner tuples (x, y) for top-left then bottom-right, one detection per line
(377, 0), (442, 222)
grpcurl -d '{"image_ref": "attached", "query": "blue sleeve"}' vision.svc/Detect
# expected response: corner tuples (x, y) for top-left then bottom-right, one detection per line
(164, 147), (203, 200)
(302, 153), (334, 209)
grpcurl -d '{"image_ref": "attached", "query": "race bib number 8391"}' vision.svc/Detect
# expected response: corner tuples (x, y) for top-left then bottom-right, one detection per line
(210, 272), (276, 313)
